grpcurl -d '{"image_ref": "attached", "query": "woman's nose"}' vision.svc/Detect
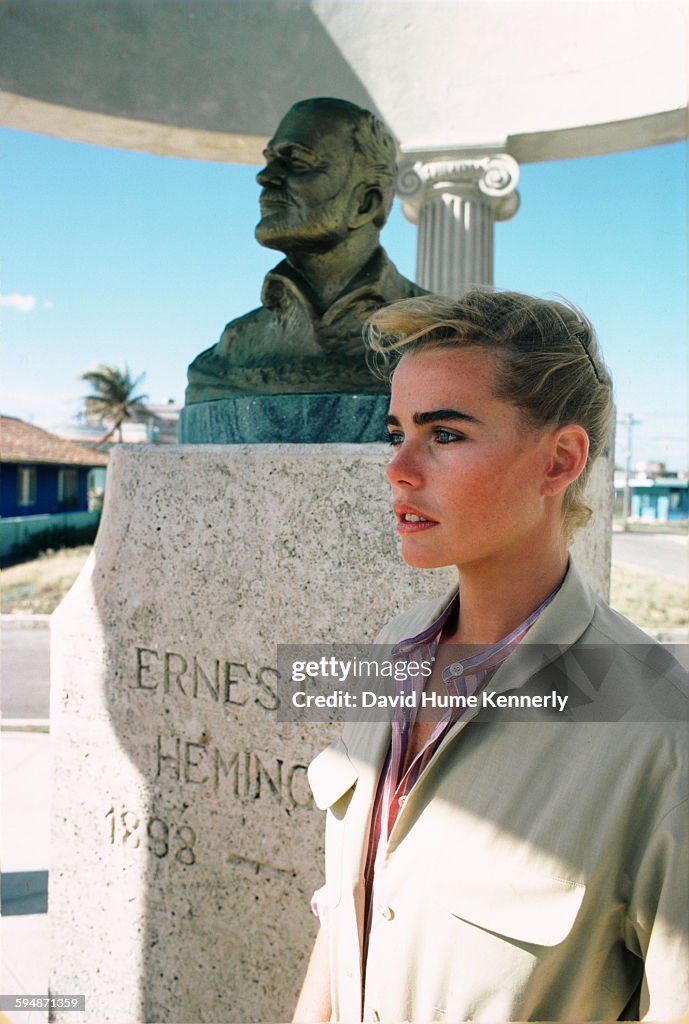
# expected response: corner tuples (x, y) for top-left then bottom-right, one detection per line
(386, 444), (423, 487)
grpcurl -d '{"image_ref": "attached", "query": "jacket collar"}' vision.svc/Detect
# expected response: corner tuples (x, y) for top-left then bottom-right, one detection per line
(341, 564), (598, 811)
(358, 563), (598, 802)
(394, 560), (596, 657)
(260, 246), (404, 320)
(389, 562), (598, 806)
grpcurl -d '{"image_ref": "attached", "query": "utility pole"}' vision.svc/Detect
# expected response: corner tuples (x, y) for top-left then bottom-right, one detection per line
(618, 413), (641, 530)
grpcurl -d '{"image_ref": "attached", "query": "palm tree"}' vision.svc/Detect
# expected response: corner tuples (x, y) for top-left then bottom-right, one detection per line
(80, 364), (149, 443)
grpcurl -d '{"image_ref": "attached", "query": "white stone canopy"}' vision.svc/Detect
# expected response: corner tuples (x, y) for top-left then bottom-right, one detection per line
(1, 0), (687, 164)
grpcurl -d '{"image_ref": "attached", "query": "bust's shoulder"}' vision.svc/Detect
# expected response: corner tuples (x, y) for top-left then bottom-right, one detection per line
(216, 305), (272, 352)
(376, 247), (428, 302)
(398, 276), (429, 300)
(186, 306), (266, 371)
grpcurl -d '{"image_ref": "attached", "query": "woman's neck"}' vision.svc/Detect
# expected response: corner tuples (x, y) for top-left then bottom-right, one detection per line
(444, 546), (569, 647)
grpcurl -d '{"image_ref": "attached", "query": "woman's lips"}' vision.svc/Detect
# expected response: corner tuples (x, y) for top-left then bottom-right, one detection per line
(394, 504), (439, 534)
(397, 518), (438, 534)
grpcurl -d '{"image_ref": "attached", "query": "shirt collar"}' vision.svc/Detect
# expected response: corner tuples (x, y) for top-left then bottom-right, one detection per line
(391, 576), (563, 671)
(261, 246), (394, 318)
(391, 592), (459, 657)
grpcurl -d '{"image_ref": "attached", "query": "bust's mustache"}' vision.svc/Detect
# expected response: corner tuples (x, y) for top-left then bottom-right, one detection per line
(259, 188), (295, 210)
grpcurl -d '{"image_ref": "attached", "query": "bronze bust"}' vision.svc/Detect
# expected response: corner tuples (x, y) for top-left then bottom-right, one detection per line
(185, 98), (425, 404)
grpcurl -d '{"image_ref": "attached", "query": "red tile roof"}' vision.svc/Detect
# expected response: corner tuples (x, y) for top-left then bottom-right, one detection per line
(0, 415), (108, 467)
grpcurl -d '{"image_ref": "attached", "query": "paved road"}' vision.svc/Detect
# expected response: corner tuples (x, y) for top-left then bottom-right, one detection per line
(1, 621), (50, 719)
(611, 532), (688, 582)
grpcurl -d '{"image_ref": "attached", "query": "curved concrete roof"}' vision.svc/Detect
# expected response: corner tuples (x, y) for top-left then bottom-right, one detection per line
(1, 0), (687, 163)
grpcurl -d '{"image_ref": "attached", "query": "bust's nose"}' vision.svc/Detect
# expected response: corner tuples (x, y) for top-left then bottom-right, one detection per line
(256, 161), (284, 188)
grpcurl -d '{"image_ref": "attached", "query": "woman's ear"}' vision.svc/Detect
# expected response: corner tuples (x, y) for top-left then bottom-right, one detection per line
(542, 425), (589, 496)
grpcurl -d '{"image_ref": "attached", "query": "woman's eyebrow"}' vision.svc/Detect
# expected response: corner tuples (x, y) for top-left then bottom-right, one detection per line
(386, 408), (482, 427)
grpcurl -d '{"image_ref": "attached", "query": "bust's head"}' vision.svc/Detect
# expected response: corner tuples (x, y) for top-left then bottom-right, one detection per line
(255, 97), (397, 257)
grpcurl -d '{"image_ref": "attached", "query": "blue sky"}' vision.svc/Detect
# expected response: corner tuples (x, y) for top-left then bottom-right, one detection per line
(1, 128), (687, 470)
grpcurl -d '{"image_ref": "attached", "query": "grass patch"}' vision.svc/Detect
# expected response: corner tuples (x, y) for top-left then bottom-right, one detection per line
(610, 563), (688, 629)
(1, 545), (92, 614)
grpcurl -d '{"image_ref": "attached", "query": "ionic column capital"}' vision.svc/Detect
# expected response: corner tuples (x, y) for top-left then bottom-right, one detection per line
(397, 150), (520, 223)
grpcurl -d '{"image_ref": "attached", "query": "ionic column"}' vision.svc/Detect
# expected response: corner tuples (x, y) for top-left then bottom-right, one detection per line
(397, 152), (521, 297)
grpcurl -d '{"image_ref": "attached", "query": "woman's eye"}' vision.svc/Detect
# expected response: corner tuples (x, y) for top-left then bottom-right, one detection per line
(434, 429), (464, 443)
(385, 431), (404, 447)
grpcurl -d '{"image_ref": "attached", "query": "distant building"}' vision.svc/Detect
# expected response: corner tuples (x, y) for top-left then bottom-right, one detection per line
(59, 399), (182, 446)
(0, 415), (108, 558)
(132, 399), (181, 443)
(614, 462), (689, 522)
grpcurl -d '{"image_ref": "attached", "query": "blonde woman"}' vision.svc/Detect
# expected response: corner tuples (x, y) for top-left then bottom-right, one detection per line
(295, 291), (687, 1023)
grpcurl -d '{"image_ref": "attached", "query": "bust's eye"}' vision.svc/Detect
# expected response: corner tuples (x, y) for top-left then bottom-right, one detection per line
(283, 149), (310, 170)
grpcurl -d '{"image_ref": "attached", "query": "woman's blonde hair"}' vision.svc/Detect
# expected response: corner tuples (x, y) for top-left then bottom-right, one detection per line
(367, 290), (614, 539)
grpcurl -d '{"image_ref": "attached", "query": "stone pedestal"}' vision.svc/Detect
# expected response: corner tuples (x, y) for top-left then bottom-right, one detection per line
(179, 394), (390, 444)
(48, 444), (456, 1024)
(398, 151), (520, 296)
(49, 443), (611, 1023)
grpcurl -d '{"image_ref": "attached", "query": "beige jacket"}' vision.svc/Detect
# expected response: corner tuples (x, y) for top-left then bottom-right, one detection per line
(308, 563), (688, 1022)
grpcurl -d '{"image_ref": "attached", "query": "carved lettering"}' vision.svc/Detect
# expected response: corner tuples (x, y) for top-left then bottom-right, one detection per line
(193, 657), (220, 701)
(164, 651), (189, 696)
(227, 852), (296, 880)
(157, 734), (313, 808)
(254, 755), (283, 802)
(175, 825), (197, 865)
(286, 764), (312, 807)
(184, 741), (209, 785)
(133, 647), (159, 689)
(106, 803), (197, 866)
(156, 734), (181, 781)
(131, 646), (281, 710)
(121, 809), (141, 848)
(255, 666), (279, 710)
(224, 662), (250, 706)
(147, 816), (169, 858)
(214, 748), (241, 797)
(243, 750), (251, 798)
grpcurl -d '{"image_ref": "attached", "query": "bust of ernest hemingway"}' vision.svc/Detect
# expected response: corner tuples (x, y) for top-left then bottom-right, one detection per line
(185, 97), (425, 404)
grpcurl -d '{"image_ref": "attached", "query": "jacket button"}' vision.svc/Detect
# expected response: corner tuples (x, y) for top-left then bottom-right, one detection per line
(377, 904), (394, 920)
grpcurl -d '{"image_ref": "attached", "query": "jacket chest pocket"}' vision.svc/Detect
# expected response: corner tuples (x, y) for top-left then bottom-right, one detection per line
(446, 869), (586, 948)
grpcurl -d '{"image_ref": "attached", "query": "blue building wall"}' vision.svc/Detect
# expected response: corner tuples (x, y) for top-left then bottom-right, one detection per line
(630, 485), (689, 521)
(0, 464), (18, 515)
(0, 463), (90, 518)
